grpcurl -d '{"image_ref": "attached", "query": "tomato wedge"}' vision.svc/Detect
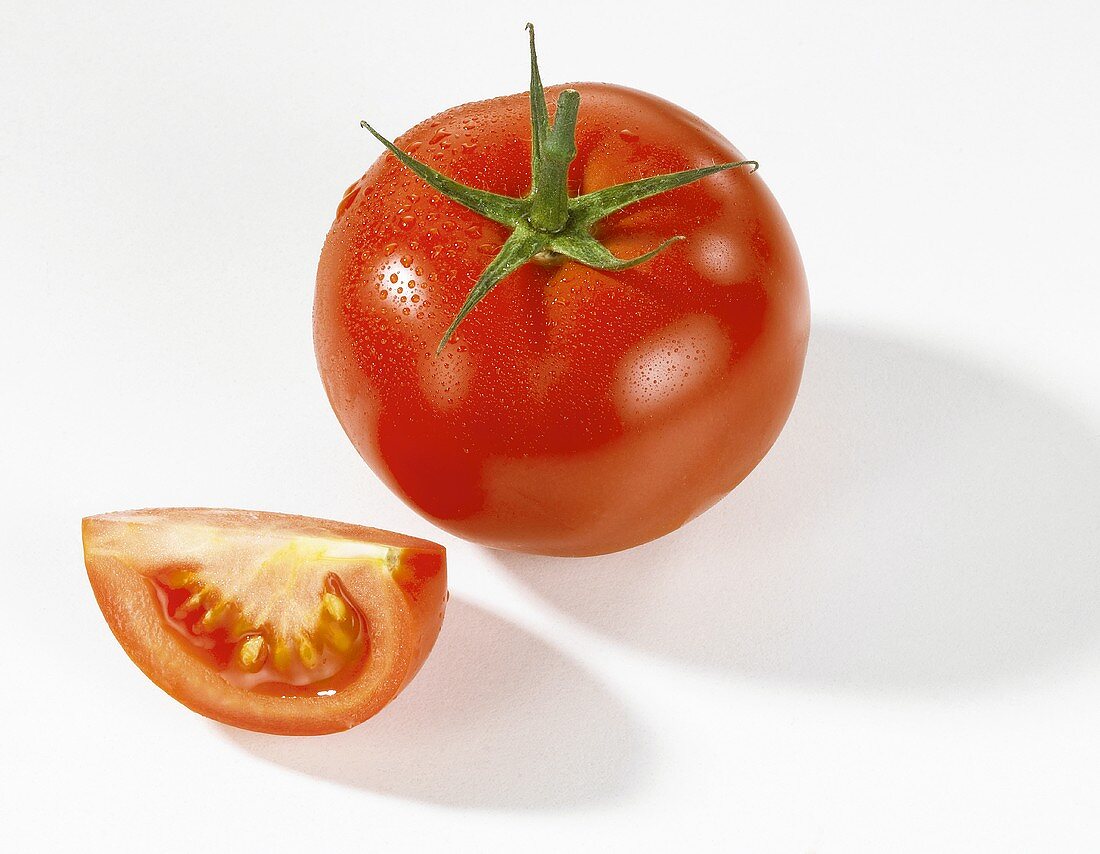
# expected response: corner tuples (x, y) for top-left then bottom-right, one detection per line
(83, 508), (446, 735)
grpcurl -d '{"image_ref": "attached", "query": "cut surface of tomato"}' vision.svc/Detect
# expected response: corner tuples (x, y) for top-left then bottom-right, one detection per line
(83, 508), (447, 735)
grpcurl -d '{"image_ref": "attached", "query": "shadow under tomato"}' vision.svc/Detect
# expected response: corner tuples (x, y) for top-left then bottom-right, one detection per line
(220, 598), (647, 809)
(495, 323), (1100, 692)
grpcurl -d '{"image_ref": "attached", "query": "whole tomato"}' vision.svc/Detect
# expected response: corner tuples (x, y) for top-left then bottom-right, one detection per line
(315, 27), (809, 556)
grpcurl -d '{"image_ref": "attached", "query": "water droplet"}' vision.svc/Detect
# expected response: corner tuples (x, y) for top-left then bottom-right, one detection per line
(619, 129), (639, 143)
(336, 182), (361, 218)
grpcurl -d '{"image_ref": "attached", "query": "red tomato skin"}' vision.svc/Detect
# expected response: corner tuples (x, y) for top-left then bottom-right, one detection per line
(315, 84), (809, 556)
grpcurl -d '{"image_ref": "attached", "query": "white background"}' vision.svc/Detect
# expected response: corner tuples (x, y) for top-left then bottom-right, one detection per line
(3, 1), (1099, 851)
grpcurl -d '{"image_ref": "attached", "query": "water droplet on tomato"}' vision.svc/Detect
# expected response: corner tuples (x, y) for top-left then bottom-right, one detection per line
(336, 182), (361, 219)
(619, 129), (639, 143)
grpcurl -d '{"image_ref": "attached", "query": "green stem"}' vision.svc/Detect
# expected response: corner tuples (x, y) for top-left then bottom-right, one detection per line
(527, 88), (580, 233)
(436, 222), (544, 354)
(526, 23), (549, 189)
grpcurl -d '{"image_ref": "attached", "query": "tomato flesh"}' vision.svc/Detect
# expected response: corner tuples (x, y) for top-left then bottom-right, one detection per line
(150, 569), (366, 697)
(84, 509), (446, 735)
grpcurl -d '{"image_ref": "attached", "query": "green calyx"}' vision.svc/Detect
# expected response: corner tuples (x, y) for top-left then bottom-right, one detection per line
(361, 23), (758, 351)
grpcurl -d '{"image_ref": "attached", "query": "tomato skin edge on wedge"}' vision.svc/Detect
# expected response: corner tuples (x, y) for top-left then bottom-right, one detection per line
(83, 508), (447, 736)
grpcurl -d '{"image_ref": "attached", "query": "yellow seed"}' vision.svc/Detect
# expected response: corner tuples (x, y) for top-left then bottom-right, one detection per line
(198, 602), (229, 631)
(174, 592), (204, 619)
(272, 641), (293, 674)
(229, 615), (253, 640)
(166, 568), (197, 589)
(235, 635), (267, 673)
(319, 621), (354, 654)
(322, 592), (349, 624)
(298, 637), (319, 669)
